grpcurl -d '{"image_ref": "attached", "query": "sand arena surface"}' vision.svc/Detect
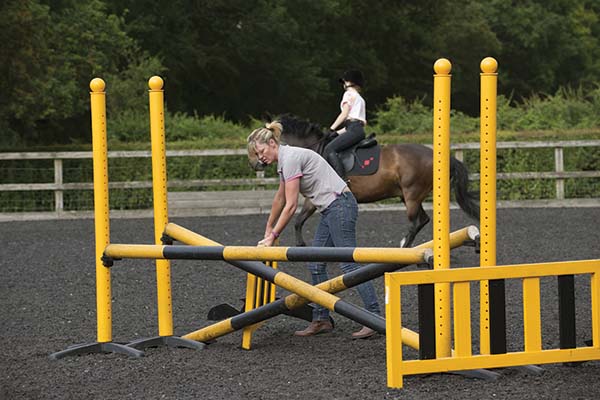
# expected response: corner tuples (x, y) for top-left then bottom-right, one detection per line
(1, 208), (599, 399)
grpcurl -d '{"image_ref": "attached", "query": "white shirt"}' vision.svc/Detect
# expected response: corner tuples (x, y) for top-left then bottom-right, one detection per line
(341, 88), (366, 124)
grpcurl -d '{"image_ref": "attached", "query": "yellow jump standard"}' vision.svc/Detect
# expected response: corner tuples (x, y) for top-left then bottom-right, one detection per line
(49, 79), (143, 360)
(124, 76), (204, 352)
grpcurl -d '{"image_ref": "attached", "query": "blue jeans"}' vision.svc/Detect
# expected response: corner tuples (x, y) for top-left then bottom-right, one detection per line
(307, 191), (381, 321)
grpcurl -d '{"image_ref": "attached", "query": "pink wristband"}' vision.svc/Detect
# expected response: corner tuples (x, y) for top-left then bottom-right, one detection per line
(271, 231), (279, 239)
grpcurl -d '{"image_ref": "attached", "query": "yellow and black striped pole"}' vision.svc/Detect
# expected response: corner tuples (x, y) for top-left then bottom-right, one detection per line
(103, 243), (428, 265)
(163, 223), (477, 344)
(103, 244), (391, 336)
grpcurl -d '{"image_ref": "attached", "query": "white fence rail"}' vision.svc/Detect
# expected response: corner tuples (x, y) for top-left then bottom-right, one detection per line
(1, 140), (599, 215)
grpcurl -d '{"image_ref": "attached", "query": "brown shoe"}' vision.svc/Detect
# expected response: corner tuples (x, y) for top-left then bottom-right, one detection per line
(351, 326), (377, 339)
(294, 320), (334, 337)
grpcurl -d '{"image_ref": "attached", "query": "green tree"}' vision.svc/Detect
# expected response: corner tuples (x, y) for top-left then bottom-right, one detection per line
(0, 0), (53, 146)
(108, 0), (338, 123)
(483, 0), (600, 100)
(1, 0), (165, 146)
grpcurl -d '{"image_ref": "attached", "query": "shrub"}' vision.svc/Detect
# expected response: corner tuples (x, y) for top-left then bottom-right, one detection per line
(499, 87), (600, 131)
(449, 109), (479, 133)
(371, 96), (432, 134)
(167, 113), (247, 141)
(372, 96), (480, 134)
(109, 109), (149, 141)
(108, 110), (248, 143)
(515, 88), (594, 130)
(496, 94), (525, 130)
(372, 86), (600, 135)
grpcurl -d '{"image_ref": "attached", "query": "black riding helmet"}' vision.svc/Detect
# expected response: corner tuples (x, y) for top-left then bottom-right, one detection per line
(339, 70), (364, 88)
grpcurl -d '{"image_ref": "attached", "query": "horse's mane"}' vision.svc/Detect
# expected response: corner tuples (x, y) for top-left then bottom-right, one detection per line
(274, 113), (327, 140)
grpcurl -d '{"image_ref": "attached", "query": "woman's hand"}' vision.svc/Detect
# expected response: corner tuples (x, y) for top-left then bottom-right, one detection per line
(257, 234), (275, 247)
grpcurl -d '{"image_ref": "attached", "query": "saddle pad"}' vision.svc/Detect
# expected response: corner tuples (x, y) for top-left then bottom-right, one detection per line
(341, 144), (381, 176)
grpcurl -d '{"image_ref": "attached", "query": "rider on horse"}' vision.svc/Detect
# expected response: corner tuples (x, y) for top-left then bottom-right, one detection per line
(326, 70), (367, 180)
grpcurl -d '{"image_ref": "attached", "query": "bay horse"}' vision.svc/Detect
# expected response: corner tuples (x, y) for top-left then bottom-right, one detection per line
(248, 114), (479, 247)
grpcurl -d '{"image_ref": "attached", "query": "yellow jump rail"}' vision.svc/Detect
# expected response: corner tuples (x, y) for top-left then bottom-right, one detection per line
(385, 259), (600, 389)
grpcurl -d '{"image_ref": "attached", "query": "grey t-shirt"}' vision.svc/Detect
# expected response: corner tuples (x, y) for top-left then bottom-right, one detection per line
(277, 145), (347, 212)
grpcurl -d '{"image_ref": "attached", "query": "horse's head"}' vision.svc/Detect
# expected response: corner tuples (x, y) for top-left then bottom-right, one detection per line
(246, 114), (329, 171)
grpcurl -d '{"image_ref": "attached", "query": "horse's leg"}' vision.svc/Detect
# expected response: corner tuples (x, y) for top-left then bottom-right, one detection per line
(400, 201), (430, 248)
(294, 200), (317, 247)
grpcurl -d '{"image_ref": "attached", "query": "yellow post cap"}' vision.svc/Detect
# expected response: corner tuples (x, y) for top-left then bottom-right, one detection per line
(90, 78), (105, 92)
(480, 57), (498, 73)
(433, 58), (452, 75)
(148, 76), (164, 90)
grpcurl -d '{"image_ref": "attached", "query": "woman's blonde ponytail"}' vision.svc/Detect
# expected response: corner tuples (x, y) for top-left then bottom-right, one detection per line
(247, 120), (283, 151)
(265, 121), (283, 142)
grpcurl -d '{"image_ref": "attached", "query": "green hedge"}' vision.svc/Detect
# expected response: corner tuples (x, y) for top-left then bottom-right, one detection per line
(372, 86), (600, 135)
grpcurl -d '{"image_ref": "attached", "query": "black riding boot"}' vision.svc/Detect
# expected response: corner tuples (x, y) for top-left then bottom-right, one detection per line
(326, 152), (346, 180)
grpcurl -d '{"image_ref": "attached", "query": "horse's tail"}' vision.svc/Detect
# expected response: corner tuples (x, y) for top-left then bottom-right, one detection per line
(450, 157), (480, 221)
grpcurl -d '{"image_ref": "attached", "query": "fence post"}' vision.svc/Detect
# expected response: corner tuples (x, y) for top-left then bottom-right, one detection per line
(54, 159), (64, 212)
(256, 170), (265, 190)
(454, 149), (464, 162)
(555, 146), (565, 200)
